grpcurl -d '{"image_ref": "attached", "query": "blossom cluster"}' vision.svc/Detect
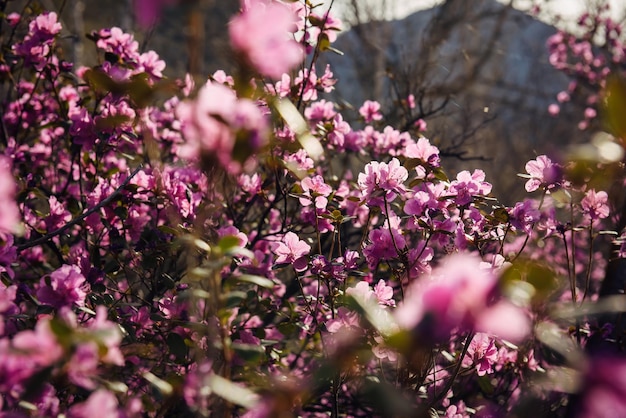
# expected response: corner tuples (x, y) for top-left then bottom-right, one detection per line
(0, 1), (623, 417)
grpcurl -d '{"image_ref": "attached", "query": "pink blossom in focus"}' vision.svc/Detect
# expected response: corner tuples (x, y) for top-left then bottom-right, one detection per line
(229, 0), (304, 79)
(299, 175), (333, 209)
(37, 264), (90, 309)
(357, 158), (408, 207)
(524, 155), (561, 192)
(449, 169), (492, 206)
(462, 333), (498, 376)
(404, 137), (440, 167)
(271, 231), (311, 272)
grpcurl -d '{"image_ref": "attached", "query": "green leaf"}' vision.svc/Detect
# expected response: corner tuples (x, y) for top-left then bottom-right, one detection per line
(157, 225), (180, 236)
(500, 259), (558, 305)
(218, 235), (242, 252)
(603, 75), (626, 139)
(274, 98), (324, 161)
(233, 274), (275, 289)
(232, 342), (266, 363)
(477, 375), (495, 395)
(143, 372), (173, 396)
(222, 291), (247, 308)
(206, 374), (259, 409)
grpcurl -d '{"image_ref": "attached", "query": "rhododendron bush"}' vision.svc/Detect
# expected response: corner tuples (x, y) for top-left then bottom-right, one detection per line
(1, 1), (626, 417)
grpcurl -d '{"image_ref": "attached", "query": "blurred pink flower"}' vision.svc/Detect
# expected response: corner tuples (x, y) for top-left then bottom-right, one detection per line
(68, 389), (120, 418)
(0, 156), (18, 234)
(395, 252), (530, 342)
(176, 82), (268, 173)
(134, 0), (176, 28)
(576, 356), (626, 418)
(359, 100), (383, 123)
(229, 0), (304, 79)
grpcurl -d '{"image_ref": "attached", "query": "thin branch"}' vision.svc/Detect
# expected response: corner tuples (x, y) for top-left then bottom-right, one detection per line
(16, 165), (144, 252)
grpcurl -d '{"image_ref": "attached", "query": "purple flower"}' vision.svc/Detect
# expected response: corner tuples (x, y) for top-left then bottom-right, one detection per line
(37, 264), (90, 309)
(134, 0), (176, 28)
(363, 225), (406, 269)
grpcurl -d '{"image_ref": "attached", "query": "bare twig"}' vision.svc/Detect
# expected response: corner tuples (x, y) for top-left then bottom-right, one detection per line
(16, 165), (144, 252)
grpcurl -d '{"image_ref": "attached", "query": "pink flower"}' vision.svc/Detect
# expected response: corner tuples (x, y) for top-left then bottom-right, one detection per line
(461, 333), (498, 376)
(581, 189), (609, 221)
(363, 226), (406, 269)
(395, 253), (530, 342)
(345, 280), (395, 307)
(407, 94), (416, 109)
(134, 0), (176, 28)
(12, 318), (64, 367)
(68, 389), (120, 418)
(575, 356), (626, 418)
(229, 0), (304, 79)
(372, 279), (396, 307)
(404, 137), (440, 167)
(176, 82), (268, 173)
(357, 158), (408, 207)
(138, 50), (166, 80)
(359, 100), (383, 123)
(299, 175), (333, 209)
(524, 155), (561, 192)
(548, 103), (560, 116)
(449, 169), (492, 206)
(37, 264), (90, 309)
(326, 306), (360, 333)
(509, 199), (541, 234)
(271, 232), (311, 272)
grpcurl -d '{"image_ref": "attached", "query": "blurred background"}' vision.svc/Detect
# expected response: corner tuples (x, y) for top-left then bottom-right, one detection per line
(27, 0), (626, 202)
